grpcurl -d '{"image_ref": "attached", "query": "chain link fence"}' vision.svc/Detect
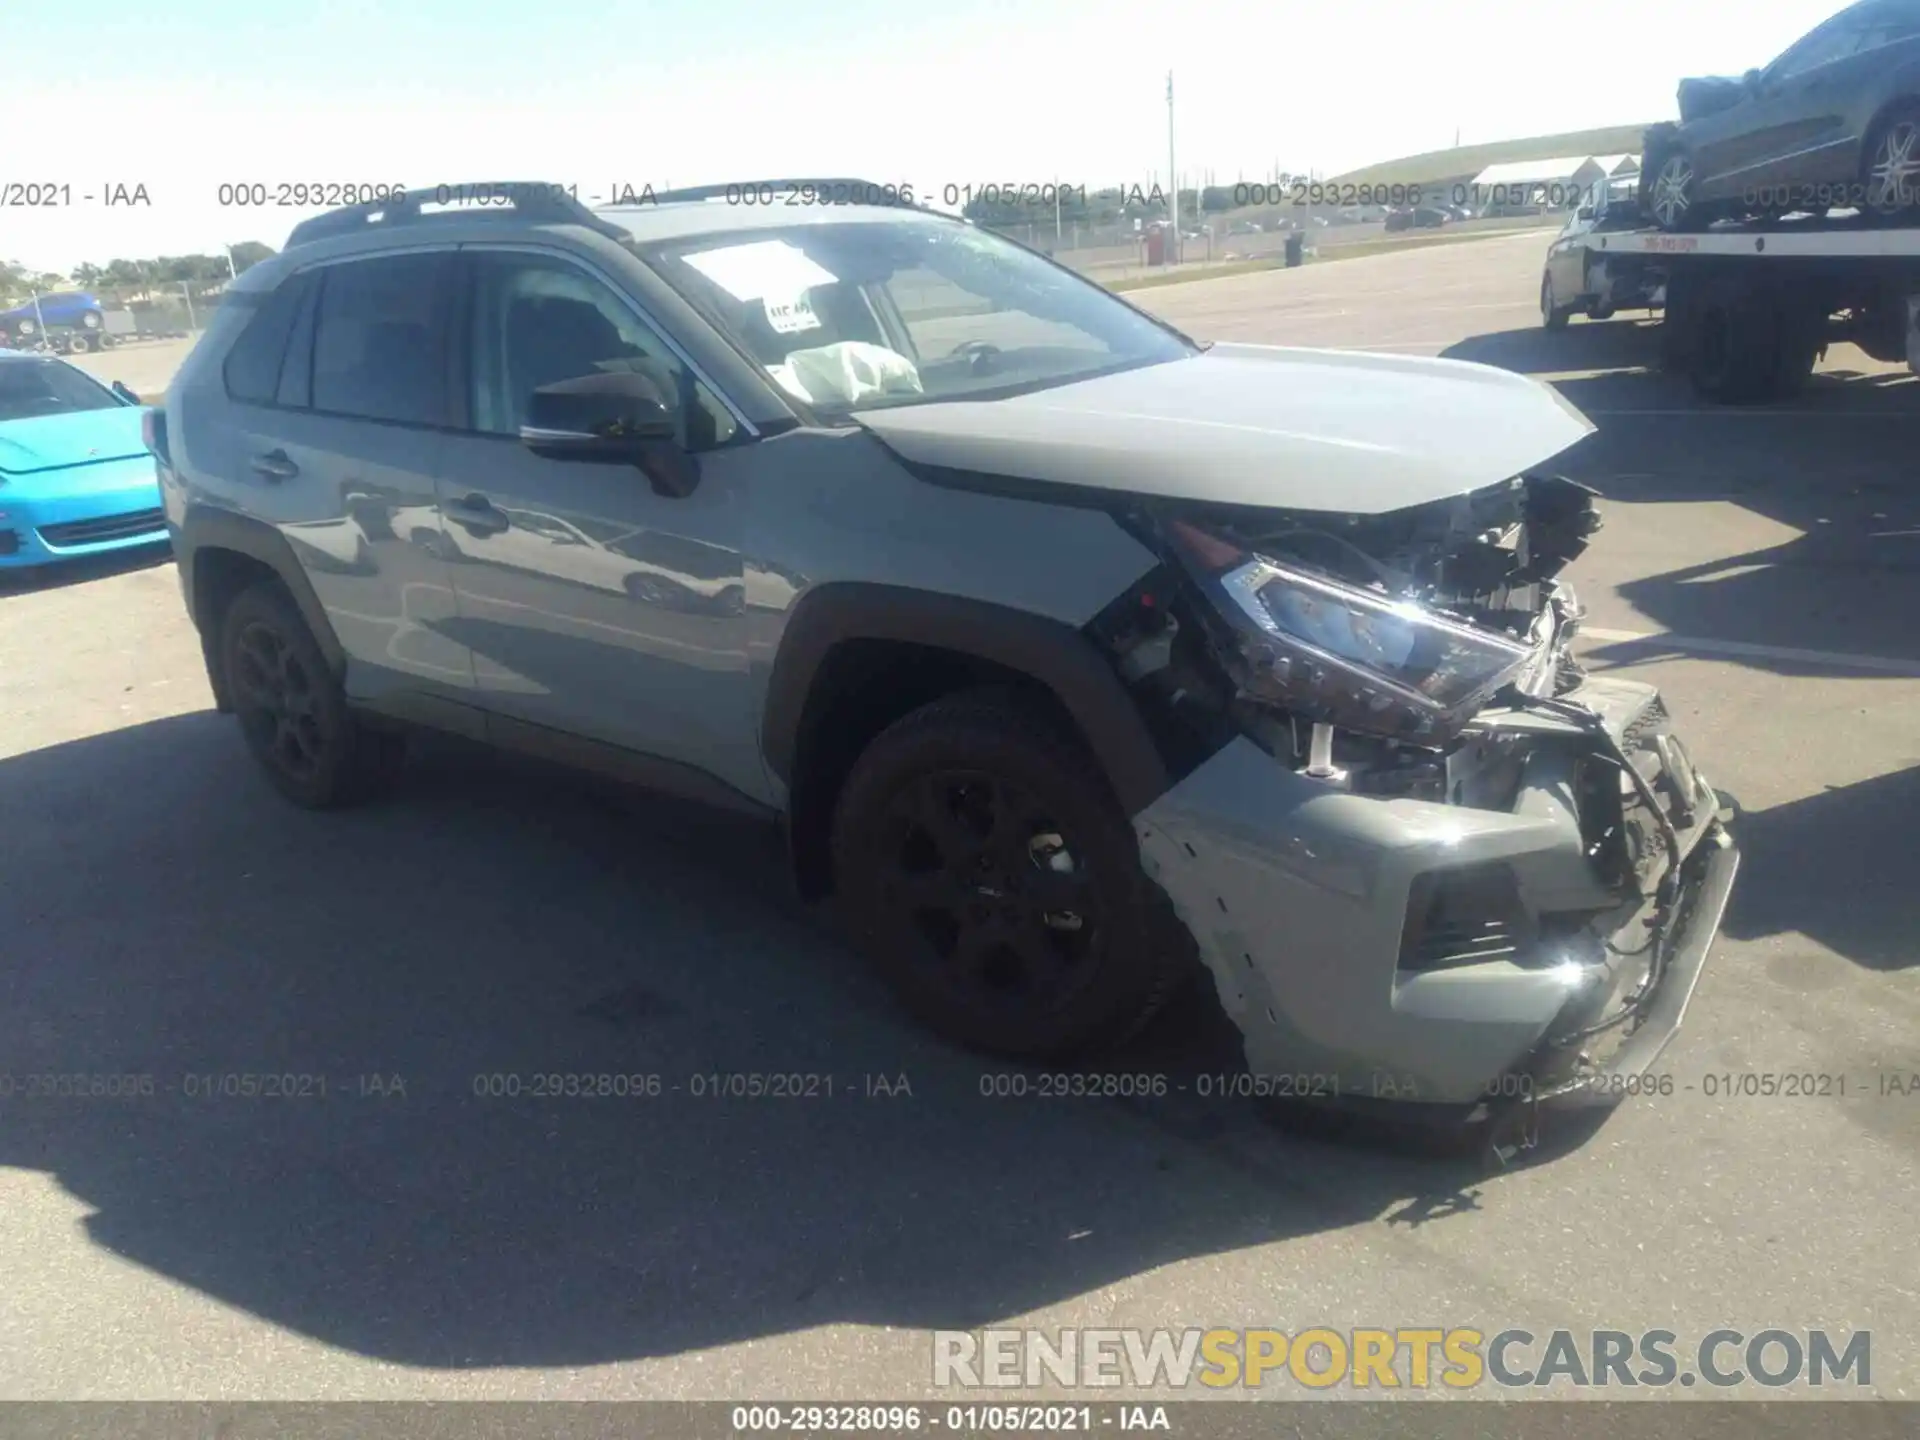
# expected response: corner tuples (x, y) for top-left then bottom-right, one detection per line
(0, 280), (228, 356)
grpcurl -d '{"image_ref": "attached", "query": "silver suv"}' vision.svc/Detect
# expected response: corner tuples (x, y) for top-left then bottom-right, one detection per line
(154, 181), (1738, 1137)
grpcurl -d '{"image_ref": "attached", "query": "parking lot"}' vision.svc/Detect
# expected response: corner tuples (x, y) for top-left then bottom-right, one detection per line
(3, 229), (1918, 1401)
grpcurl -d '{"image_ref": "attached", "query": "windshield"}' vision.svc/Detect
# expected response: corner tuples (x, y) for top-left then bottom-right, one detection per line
(0, 358), (119, 423)
(638, 213), (1195, 416)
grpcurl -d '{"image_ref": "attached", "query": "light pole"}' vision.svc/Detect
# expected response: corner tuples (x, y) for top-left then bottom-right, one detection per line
(1167, 71), (1180, 264)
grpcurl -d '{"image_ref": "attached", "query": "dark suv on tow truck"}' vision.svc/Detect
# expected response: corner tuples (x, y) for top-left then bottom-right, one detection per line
(151, 181), (1738, 1134)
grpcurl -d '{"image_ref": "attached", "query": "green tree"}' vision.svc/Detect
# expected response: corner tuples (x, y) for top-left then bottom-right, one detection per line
(103, 259), (147, 295)
(228, 240), (276, 274)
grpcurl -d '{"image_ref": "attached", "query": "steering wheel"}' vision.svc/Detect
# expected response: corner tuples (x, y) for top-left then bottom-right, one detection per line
(950, 339), (1002, 372)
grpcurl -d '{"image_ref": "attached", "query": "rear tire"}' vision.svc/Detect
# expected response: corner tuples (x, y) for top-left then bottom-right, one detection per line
(1687, 276), (1818, 404)
(1863, 104), (1920, 217)
(219, 582), (404, 808)
(830, 691), (1188, 1059)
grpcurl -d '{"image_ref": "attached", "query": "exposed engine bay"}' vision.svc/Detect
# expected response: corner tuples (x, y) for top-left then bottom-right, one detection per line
(1096, 472), (1736, 1134)
(1094, 473), (1606, 805)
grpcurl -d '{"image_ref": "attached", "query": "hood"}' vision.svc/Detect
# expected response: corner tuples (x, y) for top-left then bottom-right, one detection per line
(1677, 74), (1750, 122)
(854, 343), (1595, 516)
(0, 406), (147, 475)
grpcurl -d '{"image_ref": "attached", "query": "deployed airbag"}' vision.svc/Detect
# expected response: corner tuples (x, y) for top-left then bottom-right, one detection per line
(773, 342), (923, 407)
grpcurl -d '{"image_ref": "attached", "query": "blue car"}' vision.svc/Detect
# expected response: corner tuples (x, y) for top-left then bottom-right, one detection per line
(0, 291), (105, 342)
(0, 349), (167, 569)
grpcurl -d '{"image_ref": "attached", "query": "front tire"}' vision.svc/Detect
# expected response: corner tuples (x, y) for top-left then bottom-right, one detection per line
(220, 582), (404, 808)
(1541, 274), (1571, 331)
(1646, 149), (1704, 231)
(831, 692), (1188, 1059)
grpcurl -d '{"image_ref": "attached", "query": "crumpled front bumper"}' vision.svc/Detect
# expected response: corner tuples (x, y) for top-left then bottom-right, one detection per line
(1134, 675), (1738, 1109)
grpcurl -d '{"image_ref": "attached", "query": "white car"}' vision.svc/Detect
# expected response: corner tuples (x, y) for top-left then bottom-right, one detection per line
(1540, 180), (1663, 329)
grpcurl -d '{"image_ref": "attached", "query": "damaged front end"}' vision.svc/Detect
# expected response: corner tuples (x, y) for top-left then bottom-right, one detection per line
(1093, 475), (1739, 1127)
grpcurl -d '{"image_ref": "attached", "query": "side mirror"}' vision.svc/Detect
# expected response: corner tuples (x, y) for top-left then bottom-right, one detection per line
(111, 380), (142, 405)
(1576, 206), (1596, 221)
(519, 369), (700, 498)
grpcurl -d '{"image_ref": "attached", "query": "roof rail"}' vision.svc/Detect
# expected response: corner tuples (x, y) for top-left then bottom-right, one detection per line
(621, 179), (923, 209)
(284, 182), (631, 249)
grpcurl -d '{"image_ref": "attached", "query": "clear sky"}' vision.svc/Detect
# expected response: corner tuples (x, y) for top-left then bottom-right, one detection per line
(2, 0), (1848, 273)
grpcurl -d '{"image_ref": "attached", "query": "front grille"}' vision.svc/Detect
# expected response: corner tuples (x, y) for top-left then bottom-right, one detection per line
(1400, 862), (1527, 971)
(37, 508), (166, 548)
(0, 529), (18, 555)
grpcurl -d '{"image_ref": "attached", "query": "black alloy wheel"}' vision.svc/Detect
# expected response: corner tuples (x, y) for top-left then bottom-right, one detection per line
(832, 692), (1190, 1058)
(220, 582), (403, 807)
(876, 768), (1103, 1013)
(230, 617), (328, 785)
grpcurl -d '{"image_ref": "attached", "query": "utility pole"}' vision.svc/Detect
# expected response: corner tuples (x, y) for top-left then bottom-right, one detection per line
(1167, 71), (1180, 264)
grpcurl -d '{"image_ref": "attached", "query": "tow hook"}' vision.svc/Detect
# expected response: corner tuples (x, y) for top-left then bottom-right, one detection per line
(1482, 1089), (1542, 1170)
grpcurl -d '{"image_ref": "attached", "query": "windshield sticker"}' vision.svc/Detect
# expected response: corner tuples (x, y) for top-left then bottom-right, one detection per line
(764, 293), (822, 335)
(682, 240), (838, 303)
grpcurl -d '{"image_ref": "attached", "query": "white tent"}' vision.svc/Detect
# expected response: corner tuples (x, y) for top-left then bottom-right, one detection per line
(1471, 156), (1607, 189)
(1589, 154), (1642, 178)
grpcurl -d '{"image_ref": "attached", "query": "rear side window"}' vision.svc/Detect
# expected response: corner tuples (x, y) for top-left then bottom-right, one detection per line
(311, 253), (450, 426)
(221, 273), (312, 404)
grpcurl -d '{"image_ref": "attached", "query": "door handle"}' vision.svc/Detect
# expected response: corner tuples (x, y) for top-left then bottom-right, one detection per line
(249, 449), (299, 481)
(445, 493), (510, 537)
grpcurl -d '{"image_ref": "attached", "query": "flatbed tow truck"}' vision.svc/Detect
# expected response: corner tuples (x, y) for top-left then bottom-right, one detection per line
(1575, 207), (1920, 403)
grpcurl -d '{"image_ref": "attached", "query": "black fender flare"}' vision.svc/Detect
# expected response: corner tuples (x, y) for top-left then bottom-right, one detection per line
(761, 583), (1171, 817)
(177, 505), (347, 696)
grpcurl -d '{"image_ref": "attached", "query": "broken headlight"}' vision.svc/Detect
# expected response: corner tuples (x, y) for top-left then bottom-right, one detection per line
(1166, 520), (1539, 743)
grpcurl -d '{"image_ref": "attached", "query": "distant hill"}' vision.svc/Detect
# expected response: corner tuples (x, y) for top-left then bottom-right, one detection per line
(1330, 125), (1657, 186)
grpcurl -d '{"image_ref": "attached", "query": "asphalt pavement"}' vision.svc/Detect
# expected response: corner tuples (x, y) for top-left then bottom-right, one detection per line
(3, 229), (1917, 1402)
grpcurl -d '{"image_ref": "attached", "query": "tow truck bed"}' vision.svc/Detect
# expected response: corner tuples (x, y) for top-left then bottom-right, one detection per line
(1574, 214), (1920, 403)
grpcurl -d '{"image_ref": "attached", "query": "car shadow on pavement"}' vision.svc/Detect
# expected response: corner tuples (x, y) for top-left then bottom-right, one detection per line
(1445, 322), (1920, 671)
(1715, 765), (1920, 973)
(0, 543), (174, 595)
(0, 711), (1540, 1369)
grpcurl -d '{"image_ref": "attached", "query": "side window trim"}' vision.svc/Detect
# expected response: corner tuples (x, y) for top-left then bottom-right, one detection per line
(274, 269), (321, 409)
(457, 240), (760, 439)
